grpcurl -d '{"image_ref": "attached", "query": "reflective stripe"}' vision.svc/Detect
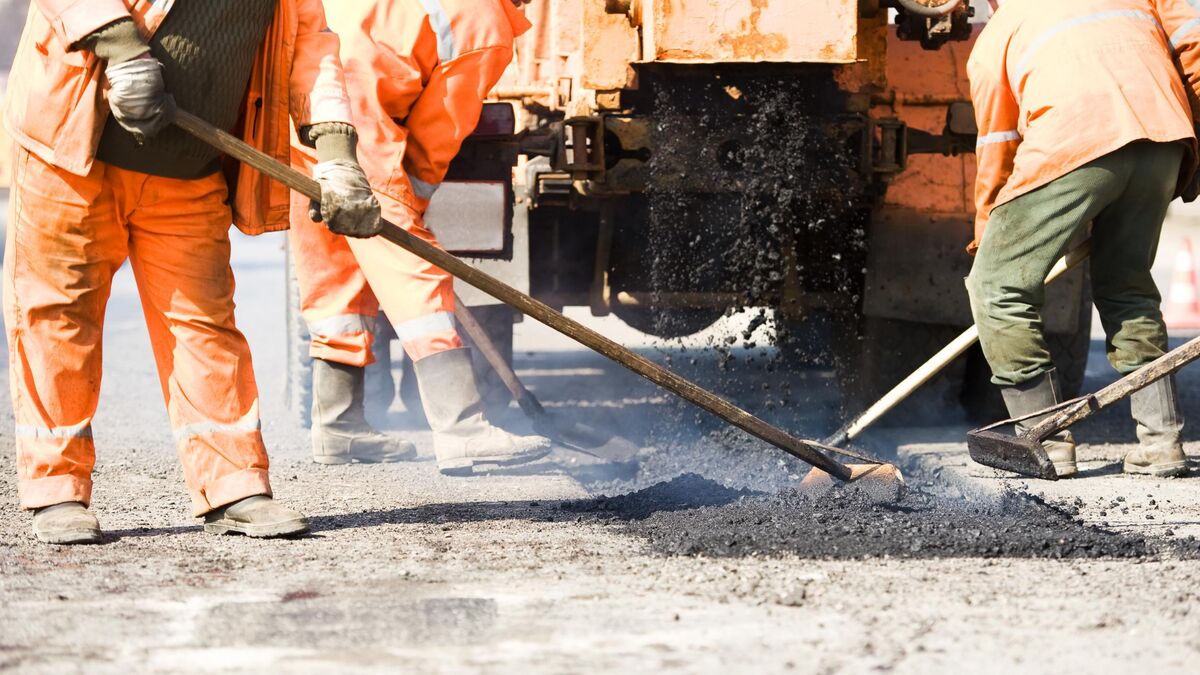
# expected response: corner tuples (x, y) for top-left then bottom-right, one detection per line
(396, 311), (456, 343)
(14, 422), (92, 440)
(173, 418), (261, 443)
(307, 314), (377, 338)
(1170, 17), (1200, 50)
(410, 176), (441, 200)
(1014, 10), (1161, 80)
(417, 0), (458, 61)
(976, 130), (1022, 147)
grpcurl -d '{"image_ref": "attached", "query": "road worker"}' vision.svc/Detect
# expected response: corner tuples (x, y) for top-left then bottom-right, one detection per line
(967, 0), (1200, 477)
(289, 0), (550, 474)
(4, 0), (379, 543)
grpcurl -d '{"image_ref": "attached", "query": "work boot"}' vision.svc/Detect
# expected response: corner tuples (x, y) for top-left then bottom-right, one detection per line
(1000, 369), (1078, 477)
(311, 358), (417, 464)
(414, 347), (551, 475)
(204, 496), (310, 538)
(31, 502), (102, 545)
(1125, 376), (1189, 477)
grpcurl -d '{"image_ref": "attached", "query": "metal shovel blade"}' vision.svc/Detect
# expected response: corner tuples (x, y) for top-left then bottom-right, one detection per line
(966, 429), (1059, 480)
(530, 412), (641, 464)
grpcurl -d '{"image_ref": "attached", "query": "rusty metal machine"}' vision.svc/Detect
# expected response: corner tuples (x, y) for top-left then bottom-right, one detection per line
(284, 0), (1090, 424)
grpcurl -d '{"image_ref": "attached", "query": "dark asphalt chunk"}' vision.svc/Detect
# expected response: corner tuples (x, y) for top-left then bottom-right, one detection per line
(572, 473), (1198, 561)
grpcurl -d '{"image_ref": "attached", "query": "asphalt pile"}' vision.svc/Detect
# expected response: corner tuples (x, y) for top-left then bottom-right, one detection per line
(570, 473), (1190, 561)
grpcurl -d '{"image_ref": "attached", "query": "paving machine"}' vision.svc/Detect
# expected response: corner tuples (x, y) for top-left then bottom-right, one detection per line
(285, 0), (1091, 425)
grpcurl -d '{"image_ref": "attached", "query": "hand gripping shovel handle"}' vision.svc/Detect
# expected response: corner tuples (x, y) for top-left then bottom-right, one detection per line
(173, 109), (856, 481)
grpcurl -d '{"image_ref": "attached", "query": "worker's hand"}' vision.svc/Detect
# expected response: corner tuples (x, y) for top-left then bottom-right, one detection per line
(105, 55), (176, 144)
(310, 159), (382, 238)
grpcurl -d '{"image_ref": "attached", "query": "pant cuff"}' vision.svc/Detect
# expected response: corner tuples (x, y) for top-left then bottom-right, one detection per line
(309, 343), (374, 368)
(193, 468), (272, 516)
(19, 474), (93, 510)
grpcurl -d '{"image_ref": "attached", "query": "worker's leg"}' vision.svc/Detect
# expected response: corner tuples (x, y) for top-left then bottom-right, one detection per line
(1088, 141), (1187, 477)
(123, 169), (281, 518)
(345, 199), (549, 475)
(966, 152), (1125, 476)
(288, 187), (416, 464)
(4, 149), (126, 540)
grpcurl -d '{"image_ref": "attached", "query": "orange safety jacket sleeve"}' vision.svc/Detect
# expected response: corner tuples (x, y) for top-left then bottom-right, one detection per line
(968, 37), (1021, 254)
(290, 0), (354, 129)
(399, 45), (516, 207)
(1157, 0), (1200, 119)
(30, 0), (131, 48)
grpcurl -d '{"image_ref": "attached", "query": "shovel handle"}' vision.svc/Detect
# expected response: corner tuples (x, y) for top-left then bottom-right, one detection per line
(452, 295), (546, 417)
(1027, 333), (1200, 440)
(173, 110), (854, 481)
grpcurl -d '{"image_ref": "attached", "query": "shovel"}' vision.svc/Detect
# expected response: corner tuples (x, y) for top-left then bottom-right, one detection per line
(452, 296), (640, 464)
(968, 333), (1200, 479)
(173, 109), (895, 486)
(826, 240), (1091, 449)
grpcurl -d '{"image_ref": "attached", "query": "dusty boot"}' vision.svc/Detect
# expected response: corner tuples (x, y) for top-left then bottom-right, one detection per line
(32, 502), (102, 545)
(204, 496), (310, 538)
(311, 358), (417, 464)
(1125, 376), (1189, 477)
(414, 347), (551, 475)
(1000, 369), (1078, 477)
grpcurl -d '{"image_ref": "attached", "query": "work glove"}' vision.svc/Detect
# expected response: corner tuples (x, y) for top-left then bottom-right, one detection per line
(105, 55), (176, 144)
(310, 160), (383, 238)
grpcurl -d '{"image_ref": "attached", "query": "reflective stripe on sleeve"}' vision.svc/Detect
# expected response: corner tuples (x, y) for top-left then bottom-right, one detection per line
(1170, 17), (1200, 50)
(416, 0), (458, 62)
(395, 311), (456, 343)
(14, 422), (93, 440)
(976, 130), (1022, 147)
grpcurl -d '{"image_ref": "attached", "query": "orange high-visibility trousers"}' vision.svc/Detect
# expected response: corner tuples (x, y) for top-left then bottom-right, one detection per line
(288, 171), (463, 366)
(3, 148), (272, 515)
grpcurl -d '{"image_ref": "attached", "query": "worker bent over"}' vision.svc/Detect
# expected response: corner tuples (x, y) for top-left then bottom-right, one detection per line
(967, 0), (1200, 477)
(4, 0), (380, 543)
(288, 0), (549, 474)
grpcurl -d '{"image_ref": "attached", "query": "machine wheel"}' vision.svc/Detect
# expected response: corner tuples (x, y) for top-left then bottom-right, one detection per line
(611, 304), (725, 339)
(835, 315), (969, 426)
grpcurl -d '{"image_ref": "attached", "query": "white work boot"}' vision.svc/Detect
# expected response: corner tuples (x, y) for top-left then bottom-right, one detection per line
(312, 358), (417, 464)
(1125, 376), (1189, 477)
(204, 495), (310, 538)
(32, 502), (102, 545)
(1000, 369), (1078, 477)
(414, 347), (550, 475)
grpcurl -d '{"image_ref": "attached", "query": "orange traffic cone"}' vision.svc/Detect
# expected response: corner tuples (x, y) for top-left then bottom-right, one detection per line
(1163, 237), (1200, 330)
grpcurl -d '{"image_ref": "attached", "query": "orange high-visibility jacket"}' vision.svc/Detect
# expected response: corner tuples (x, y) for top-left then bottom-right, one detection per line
(968, 0), (1200, 251)
(3, 0), (354, 235)
(301, 0), (531, 214)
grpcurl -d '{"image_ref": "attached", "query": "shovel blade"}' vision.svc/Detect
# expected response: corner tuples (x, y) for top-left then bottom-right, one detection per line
(531, 413), (641, 464)
(966, 429), (1058, 480)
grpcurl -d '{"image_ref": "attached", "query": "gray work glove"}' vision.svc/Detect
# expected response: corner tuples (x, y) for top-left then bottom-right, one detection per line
(310, 159), (382, 238)
(105, 55), (176, 143)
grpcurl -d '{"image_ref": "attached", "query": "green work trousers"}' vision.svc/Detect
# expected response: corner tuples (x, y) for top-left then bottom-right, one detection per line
(967, 141), (1184, 387)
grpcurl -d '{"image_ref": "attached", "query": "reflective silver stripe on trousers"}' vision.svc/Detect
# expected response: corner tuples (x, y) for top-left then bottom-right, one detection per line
(1013, 10), (1161, 81)
(14, 422), (93, 440)
(307, 314), (377, 338)
(1170, 17), (1200, 50)
(417, 0), (458, 62)
(410, 176), (441, 200)
(976, 130), (1022, 147)
(396, 311), (456, 343)
(173, 418), (262, 443)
